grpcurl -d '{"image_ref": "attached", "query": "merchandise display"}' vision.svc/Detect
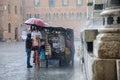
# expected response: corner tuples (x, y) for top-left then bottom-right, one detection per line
(29, 25), (75, 67)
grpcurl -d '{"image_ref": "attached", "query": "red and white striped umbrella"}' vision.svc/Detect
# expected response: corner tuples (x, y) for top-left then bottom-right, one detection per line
(44, 22), (50, 27)
(24, 18), (45, 27)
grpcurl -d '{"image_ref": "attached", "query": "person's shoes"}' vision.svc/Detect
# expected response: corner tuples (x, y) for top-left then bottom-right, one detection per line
(27, 65), (33, 68)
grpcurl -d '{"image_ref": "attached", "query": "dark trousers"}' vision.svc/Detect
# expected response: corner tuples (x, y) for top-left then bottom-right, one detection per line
(26, 48), (31, 66)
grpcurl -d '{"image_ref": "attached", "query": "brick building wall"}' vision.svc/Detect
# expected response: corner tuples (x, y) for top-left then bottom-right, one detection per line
(0, 0), (23, 41)
(0, 0), (87, 41)
(23, 0), (87, 40)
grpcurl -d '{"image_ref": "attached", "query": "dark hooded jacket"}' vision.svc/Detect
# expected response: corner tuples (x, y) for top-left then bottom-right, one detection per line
(26, 33), (32, 49)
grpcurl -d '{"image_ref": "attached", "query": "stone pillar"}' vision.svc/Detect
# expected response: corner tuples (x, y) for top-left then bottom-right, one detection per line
(92, 0), (120, 80)
(94, 0), (120, 59)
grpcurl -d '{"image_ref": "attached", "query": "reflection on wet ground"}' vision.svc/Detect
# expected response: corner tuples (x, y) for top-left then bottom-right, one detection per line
(0, 41), (86, 80)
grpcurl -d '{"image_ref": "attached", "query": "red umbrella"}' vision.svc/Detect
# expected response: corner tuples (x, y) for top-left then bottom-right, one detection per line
(44, 22), (50, 27)
(24, 18), (45, 26)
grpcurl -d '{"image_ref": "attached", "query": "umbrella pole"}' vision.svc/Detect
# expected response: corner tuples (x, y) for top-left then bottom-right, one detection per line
(30, 25), (33, 31)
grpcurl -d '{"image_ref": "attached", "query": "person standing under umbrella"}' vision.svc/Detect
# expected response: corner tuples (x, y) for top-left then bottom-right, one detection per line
(26, 33), (32, 68)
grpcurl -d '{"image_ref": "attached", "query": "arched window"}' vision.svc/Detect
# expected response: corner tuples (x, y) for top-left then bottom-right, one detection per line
(53, 13), (58, 20)
(61, 13), (64, 20)
(69, 13), (71, 20)
(46, 13), (51, 21)
(26, 14), (32, 19)
(48, 13), (51, 20)
(49, 0), (55, 7)
(62, 0), (69, 6)
(45, 13), (48, 19)
(56, 13), (59, 19)
(71, 13), (74, 20)
(8, 4), (10, 13)
(76, 0), (82, 6)
(53, 13), (56, 20)
(8, 23), (11, 33)
(76, 12), (81, 20)
(69, 12), (74, 20)
(34, 13), (40, 18)
(64, 13), (67, 20)
(15, 6), (17, 14)
(34, 0), (40, 6)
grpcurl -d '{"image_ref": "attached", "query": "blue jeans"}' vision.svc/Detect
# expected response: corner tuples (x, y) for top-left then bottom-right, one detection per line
(26, 48), (31, 66)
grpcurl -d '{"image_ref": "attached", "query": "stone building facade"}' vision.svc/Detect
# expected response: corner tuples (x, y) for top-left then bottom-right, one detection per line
(0, 0), (23, 41)
(23, 0), (87, 40)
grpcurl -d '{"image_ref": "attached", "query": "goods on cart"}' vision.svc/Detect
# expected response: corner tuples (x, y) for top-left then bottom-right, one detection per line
(47, 58), (60, 67)
(27, 25), (75, 67)
(40, 60), (47, 68)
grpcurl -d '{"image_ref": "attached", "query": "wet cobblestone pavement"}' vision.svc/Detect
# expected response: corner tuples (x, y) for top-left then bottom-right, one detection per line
(0, 41), (86, 80)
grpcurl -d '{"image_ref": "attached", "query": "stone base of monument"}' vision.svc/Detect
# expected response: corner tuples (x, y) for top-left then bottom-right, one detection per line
(92, 59), (117, 80)
(84, 53), (117, 80)
(116, 60), (120, 80)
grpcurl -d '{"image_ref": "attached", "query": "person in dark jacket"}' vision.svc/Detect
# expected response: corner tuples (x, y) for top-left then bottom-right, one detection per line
(26, 33), (32, 68)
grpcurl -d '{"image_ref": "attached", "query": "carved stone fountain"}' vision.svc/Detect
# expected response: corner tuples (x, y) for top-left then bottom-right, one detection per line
(93, 0), (120, 80)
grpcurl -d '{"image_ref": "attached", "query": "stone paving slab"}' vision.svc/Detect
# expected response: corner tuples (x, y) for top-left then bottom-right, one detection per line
(0, 41), (86, 80)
